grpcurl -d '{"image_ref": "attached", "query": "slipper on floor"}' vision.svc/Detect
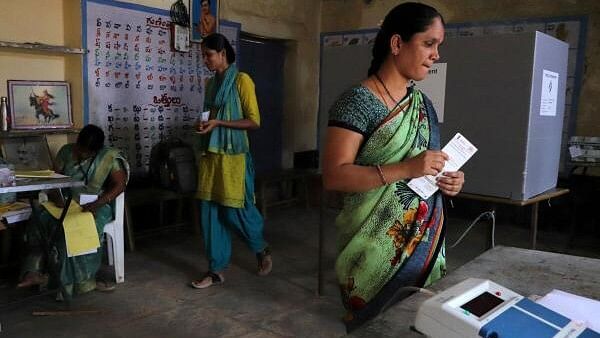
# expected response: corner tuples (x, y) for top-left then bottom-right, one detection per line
(191, 271), (224, 289)
(257, 247), (273, 276)
(95, 280), (116, 292)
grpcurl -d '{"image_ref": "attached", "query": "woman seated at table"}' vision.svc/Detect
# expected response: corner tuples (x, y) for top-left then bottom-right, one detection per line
(17, 124), (129, 298)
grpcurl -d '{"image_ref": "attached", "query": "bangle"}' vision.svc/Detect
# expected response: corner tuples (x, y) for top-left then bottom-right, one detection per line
(375, 164), (388, 185)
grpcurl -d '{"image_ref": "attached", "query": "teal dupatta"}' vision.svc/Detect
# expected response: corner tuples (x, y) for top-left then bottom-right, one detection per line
(203, 64), (249, 155)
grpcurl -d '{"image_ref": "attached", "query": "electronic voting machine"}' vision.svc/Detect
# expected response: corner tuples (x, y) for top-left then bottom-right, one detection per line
(415, 278), (600, 338)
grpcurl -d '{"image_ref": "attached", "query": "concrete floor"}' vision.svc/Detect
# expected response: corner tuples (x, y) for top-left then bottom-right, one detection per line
(0, 202), (598, 337)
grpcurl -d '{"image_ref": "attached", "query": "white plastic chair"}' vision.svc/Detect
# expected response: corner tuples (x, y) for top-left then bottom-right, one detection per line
(103, 192), (125, 283)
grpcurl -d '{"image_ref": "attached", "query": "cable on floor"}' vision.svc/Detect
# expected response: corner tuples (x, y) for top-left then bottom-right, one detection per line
(380, 286), (437, 315)
(448, 210), (496, 249)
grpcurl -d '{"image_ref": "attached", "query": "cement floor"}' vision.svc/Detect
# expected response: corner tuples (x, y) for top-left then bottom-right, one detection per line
(1, 204), (598, 337)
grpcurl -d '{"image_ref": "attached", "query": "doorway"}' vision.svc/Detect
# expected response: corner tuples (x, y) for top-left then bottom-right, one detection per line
(238, 33), (285, 174)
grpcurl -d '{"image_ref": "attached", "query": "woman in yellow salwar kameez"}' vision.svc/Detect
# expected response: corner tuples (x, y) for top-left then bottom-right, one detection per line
(191, 33), (272, 289)
(323, 3), (465, 332)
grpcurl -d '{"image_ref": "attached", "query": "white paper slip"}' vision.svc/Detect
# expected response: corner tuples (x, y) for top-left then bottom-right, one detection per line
(569, 145), (583, 159)
(407, 133), (478, 199)
(79, 194), (98, 205)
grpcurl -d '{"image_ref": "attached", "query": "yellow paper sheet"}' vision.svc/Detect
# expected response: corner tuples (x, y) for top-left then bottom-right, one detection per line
(0, 201), (30, 213)
(42, 201), (100, 257)
(15, 170), (55, 177)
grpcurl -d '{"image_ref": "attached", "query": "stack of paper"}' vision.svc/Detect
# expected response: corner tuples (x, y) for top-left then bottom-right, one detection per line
(0, 201), (32, 224)
(42, 201), (100, 257)
(15, 170), (68, 179)
(537, 289), (600, 332)
(15, 169), (55, 177)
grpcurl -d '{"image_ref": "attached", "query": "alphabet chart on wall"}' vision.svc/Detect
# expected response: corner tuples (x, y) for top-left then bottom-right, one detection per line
(84, 0), (208, 176)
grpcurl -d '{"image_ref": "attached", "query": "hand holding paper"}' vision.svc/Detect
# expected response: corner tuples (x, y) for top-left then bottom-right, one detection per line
(407, 133), (477, 199)
(403, 150), (449, 178)
(79, 194), (101, 214)
(42, 200), (100, 257)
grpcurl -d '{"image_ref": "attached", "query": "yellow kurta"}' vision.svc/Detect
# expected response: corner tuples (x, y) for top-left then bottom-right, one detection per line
(195, 72), (260, 208)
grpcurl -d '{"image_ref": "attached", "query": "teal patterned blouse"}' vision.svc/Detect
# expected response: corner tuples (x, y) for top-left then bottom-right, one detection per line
(328, 85), (413, 138)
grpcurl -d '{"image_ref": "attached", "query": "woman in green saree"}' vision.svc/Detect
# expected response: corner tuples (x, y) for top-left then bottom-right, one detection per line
(18, 124), (129, 298)
(323, 3), (465, 332)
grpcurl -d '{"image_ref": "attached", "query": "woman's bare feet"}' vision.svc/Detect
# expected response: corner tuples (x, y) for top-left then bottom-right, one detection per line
(257, 247), (272, 276)
(17, 272), (48, 288)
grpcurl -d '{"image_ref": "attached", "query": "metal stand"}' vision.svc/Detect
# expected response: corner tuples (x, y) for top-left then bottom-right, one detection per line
(317, 189), (325, 297)
(45, 195), (73, 304)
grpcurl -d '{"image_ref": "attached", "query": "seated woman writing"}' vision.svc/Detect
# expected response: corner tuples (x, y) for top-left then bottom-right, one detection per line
(18, 124), (129, 298)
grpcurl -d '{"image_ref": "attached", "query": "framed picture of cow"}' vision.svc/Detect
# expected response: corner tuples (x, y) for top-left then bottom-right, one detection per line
(7, 80), (73, 130)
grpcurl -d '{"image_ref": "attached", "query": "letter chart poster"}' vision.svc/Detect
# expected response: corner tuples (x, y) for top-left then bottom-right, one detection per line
(85, 0), (209, 176)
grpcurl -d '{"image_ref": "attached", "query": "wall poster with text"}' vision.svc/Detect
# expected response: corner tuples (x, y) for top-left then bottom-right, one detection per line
(84, 0), (211, 176)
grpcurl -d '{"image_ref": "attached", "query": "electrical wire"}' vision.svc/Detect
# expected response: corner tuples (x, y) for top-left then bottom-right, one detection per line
(380, 286), (437, 315)
(449, 210), (496, 249)
(376, 211), (496, 319)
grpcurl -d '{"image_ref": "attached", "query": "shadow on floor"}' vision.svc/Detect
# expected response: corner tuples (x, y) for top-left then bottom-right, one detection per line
(1, 203), (598, 337)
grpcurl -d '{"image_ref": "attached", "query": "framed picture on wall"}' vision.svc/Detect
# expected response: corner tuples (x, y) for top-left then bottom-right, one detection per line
(190, 0), (219, 42)
(7, 80), (73, 130)
(172, 24), (191, 52)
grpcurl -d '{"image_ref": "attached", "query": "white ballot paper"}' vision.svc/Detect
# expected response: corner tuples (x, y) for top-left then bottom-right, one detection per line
(79, 194), (98, 205)
(407, 133), (477, 199)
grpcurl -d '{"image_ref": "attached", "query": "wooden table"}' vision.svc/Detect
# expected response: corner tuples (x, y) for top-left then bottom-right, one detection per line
(455, 188), (570, 249)
(255, 169), (318, 220)
(351, 246), (600, 337)
(316, 187), (570, 296)
(0, 177), (84, 194)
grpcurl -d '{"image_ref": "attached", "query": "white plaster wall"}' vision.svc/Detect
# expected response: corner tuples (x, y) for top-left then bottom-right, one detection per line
(222, 0), (322, 168)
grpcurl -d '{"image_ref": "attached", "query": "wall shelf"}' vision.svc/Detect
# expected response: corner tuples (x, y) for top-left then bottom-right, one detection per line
(0, 129), (80, 138)
(0, 41), (86, 54)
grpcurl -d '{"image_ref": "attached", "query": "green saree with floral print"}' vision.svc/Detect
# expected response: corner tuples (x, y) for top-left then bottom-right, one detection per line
(333, 88), (446, 331)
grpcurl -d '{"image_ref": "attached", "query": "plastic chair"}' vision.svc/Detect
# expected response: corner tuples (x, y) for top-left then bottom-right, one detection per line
(103, 192), (125, 283)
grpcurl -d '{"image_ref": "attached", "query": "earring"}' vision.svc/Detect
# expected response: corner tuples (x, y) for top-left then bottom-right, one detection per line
(391, 34), (401, 56)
